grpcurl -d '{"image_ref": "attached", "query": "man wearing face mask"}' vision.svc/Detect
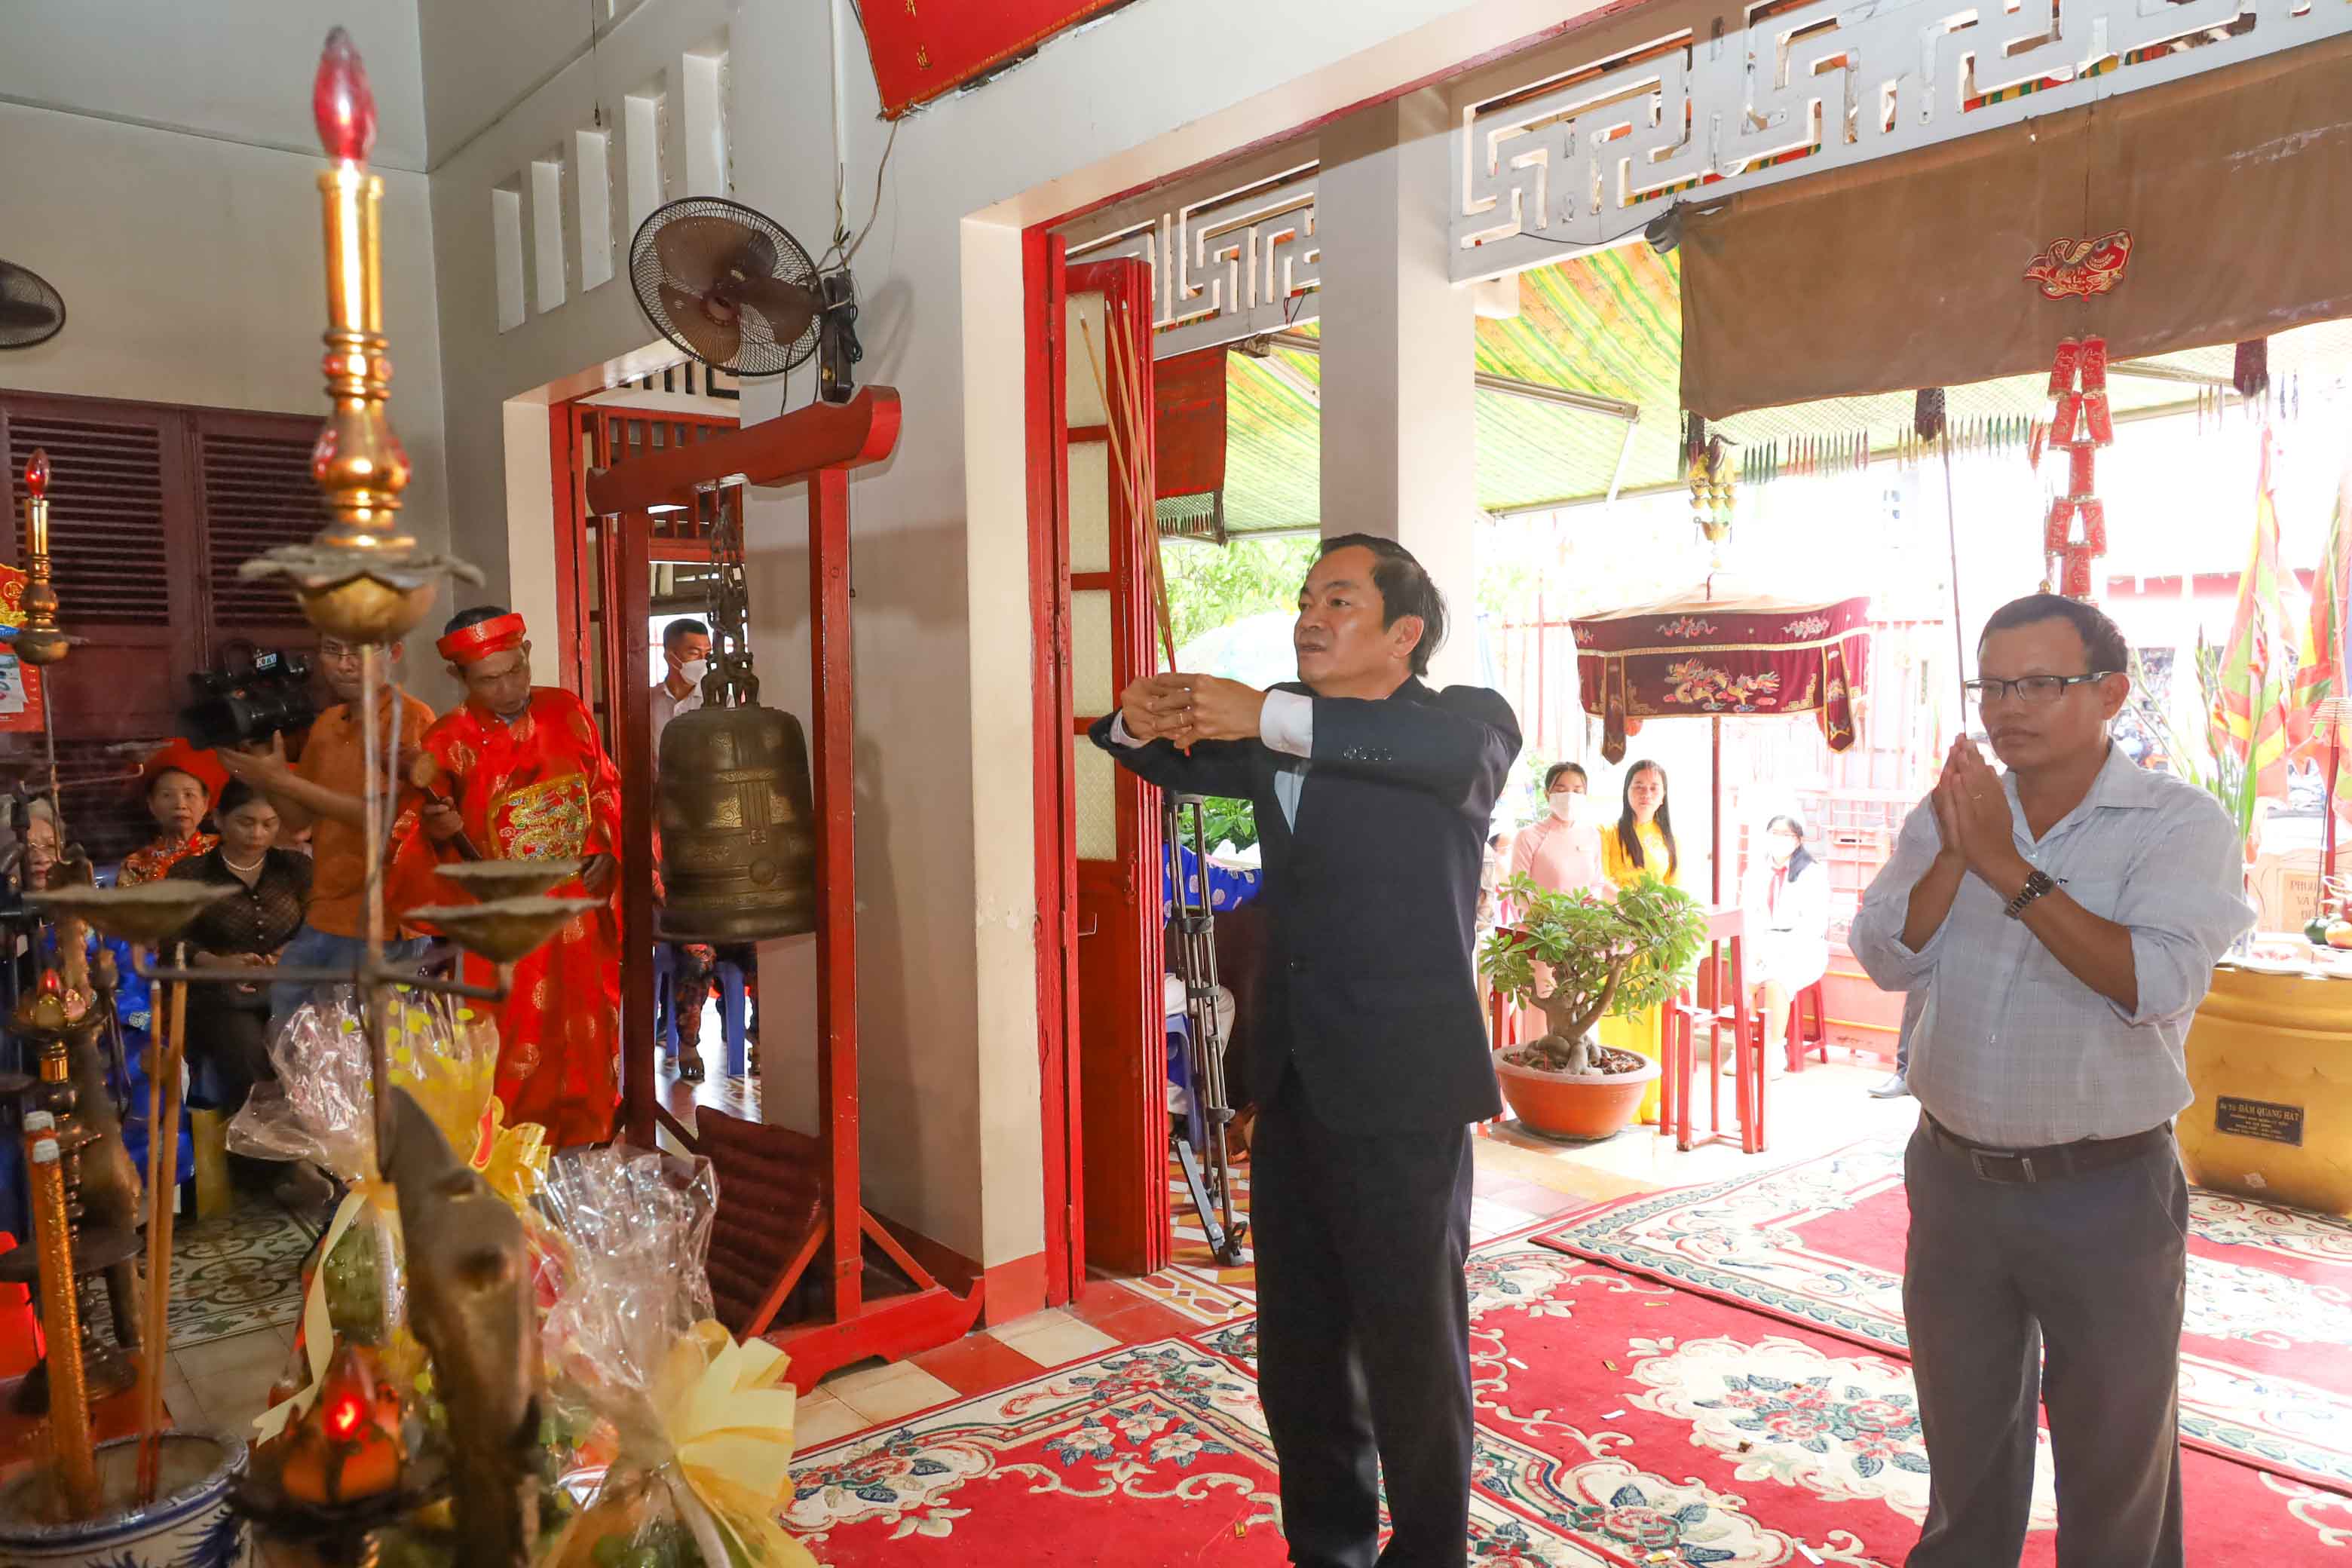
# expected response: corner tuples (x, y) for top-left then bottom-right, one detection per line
(650, 617), (712, 752)
(647, 616), (755, 1082)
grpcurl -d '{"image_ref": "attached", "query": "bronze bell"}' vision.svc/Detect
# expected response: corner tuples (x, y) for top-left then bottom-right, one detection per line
(657, 670), (819, 943)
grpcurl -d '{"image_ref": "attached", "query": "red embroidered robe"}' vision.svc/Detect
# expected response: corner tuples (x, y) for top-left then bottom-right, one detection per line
(390, 689), (623, 1146)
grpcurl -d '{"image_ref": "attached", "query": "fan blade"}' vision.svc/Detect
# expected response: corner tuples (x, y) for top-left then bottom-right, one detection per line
(728, 275), (818, 348)
(0, 301), (56, 330)
(656, 280), (743, 368)
(653, 213), (768, 293)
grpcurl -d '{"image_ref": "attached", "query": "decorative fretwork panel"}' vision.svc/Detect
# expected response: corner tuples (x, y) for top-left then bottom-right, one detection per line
(1067, 164), (1321, 359)
(1453, 0), (2352, 279)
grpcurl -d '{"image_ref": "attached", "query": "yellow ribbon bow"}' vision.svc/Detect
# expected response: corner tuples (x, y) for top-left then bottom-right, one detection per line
(553, 1320), (819, 1568)
(472, 1096), (550, 1213)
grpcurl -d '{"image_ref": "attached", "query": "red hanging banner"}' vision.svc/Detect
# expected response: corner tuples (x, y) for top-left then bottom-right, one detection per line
(861, 1), (1130, 121)
(0, 562), (46, 736)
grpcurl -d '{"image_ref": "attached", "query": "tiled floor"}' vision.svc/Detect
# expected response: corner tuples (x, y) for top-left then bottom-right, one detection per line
(153, 1053), (1913, 1460)
(161, 1317), (293, 1438)
(789, 1055), (1914, 1456)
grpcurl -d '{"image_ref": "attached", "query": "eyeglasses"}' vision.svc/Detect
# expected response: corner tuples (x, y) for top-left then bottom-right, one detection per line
(1962, 672), (2118, 708)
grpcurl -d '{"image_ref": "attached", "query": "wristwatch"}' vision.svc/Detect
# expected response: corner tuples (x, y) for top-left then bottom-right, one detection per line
(2004, 868), (2056, 920)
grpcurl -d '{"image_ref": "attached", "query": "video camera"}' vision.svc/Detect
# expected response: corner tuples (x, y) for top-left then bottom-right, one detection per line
(180, 643), (319, 750)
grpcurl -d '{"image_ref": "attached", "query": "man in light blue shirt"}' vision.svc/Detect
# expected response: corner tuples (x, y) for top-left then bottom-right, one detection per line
(1849, 593), (2252, 1568)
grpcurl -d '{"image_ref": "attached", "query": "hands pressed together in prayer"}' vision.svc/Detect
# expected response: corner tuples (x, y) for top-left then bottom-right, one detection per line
(1928, 734), (2030, 891)
(1119, 673), (1268, 751)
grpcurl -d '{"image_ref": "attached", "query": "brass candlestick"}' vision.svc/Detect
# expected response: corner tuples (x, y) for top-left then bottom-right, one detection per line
(15, 449), (68, 669)
(237, 27), (479, 644)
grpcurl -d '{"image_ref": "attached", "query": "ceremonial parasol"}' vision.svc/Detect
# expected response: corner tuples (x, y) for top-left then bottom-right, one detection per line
(1573, 584), (1870, 899)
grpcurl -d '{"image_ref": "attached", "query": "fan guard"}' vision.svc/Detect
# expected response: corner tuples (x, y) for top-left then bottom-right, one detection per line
(0, 263), (66, 351)
(629, 197), (821, 378)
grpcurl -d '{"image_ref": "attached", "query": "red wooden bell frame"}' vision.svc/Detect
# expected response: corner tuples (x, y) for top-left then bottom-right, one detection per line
(585, 387), (981, 1386)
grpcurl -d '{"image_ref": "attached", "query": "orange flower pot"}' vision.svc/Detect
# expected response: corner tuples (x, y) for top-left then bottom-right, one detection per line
(1494, 1048), (1660, 1141)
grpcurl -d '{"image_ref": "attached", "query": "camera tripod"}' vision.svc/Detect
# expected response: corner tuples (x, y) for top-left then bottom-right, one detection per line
(1165, 794), (1246, 1268)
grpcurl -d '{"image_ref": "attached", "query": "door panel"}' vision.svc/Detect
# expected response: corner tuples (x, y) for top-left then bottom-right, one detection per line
(1061, 259), (1165, 1279)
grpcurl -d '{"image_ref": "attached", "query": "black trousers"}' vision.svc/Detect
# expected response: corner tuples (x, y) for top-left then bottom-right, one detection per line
(1903, 1122), (2188, 1568)
(1252, 1066), (1475, 1568)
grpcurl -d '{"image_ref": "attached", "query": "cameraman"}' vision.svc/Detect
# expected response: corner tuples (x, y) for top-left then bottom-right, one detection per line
(216, 634), (435, 1026)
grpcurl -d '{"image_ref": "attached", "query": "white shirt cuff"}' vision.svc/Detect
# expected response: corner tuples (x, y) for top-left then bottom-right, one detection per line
(1260, 690), (1312, 758)
(1108, 713), (1148, 749)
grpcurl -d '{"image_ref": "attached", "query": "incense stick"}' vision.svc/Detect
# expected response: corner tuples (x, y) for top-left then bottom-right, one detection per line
(1940, 431), (1968, 712)
(133, 965), (166, 1490)
(1103, 303), (1178, 671)
(136, 963), (189, 1501)
(1076, 311), (1177, 670)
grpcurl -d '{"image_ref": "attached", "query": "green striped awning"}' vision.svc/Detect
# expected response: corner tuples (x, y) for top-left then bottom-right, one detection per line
(1208, 244), (2339, 534)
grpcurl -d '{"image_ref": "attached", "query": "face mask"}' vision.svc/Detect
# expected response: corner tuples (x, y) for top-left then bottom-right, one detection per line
(679, 658), (709, 686)
(1548, 793), (1581, 823)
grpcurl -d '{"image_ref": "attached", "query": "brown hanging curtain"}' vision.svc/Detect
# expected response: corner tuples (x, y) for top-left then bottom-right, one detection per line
(1153, 347), (1229, 544)
(1679, 35), (2352, 418)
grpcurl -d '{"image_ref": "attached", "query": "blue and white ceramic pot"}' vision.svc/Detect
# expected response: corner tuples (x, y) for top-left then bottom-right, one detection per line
(0, 1431), (249, 1567)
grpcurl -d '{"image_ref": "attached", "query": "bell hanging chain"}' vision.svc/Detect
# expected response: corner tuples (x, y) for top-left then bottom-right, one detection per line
(699, 482), (756, 709)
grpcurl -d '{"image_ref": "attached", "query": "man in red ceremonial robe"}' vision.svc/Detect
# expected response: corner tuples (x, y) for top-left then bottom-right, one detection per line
(390, 607), (623, 1146)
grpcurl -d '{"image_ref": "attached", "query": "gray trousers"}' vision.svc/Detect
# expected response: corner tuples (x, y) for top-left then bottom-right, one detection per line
(1903, 1122), (2187, 1568)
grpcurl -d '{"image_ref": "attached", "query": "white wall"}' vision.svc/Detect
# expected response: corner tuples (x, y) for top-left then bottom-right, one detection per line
(0, 2), (450, 674)
(424, 0), (1615, 1272)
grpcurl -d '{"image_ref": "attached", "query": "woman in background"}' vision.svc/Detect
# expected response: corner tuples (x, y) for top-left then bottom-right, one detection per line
(1502, 762), (1613, 1049)
(167, 781), (311, 1167)
(1740, 814), (1830, 1074)
(117, 740), (226, 887)
(1511, 762), (1610, 901)
(1598, 760), (1679, 1124)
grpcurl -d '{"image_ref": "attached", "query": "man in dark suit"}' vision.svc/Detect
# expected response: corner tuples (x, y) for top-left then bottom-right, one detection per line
(1093, 534), (1519, 1568)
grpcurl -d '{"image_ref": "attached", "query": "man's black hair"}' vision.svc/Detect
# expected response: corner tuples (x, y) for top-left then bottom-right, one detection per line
(663, 617), (712, 652)
(1315, 532), (1448, 678)
(1977, 593), (2129, 675)
(443, 605), (513, 636)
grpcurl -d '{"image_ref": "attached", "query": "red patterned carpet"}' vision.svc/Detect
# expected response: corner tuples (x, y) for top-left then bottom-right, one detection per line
(1538, 1137), (2352, 1494)
(786, 1232), (2352, 1563)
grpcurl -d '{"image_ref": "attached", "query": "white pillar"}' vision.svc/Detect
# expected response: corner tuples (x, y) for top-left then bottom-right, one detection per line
(1316, 88), (1480, 690)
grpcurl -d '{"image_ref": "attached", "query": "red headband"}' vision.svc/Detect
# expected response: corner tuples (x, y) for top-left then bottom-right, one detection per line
(436, 612), (527, 667)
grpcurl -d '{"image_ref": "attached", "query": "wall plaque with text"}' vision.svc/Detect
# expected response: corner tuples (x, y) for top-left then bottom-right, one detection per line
(2213, 1096), (2305, 1147)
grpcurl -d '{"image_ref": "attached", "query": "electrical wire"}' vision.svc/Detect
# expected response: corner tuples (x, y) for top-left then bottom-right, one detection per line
(824, 118), (900, 272)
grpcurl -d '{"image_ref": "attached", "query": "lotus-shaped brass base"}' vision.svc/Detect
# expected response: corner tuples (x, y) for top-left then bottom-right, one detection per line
(240, 541), (485, 644)
(407, 897), (602, 964)
(436, 859), (585, 902)
(31, 882), (238, 945)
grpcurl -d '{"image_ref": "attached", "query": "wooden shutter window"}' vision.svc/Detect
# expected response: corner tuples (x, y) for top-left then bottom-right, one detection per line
(8, 415), (173, 626)
(196, 423), (329, 632)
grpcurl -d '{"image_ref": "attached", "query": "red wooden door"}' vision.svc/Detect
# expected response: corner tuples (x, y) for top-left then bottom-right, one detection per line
(1042, 254), (1166, 1279)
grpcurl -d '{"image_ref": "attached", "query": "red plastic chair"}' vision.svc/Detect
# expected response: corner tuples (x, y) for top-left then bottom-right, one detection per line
(1661, 908), (1767, 1154)
(1783, 980), (1828, 1072)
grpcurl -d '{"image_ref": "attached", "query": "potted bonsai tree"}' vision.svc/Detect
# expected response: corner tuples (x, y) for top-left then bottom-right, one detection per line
(1481, 872), (1708, 1140)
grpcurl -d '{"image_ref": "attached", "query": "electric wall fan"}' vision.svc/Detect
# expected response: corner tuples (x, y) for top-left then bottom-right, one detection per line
(629, 196), (862, 400)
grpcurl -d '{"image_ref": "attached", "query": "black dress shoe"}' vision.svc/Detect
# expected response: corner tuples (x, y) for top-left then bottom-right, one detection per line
(1869, 1073), (1911, 1099)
